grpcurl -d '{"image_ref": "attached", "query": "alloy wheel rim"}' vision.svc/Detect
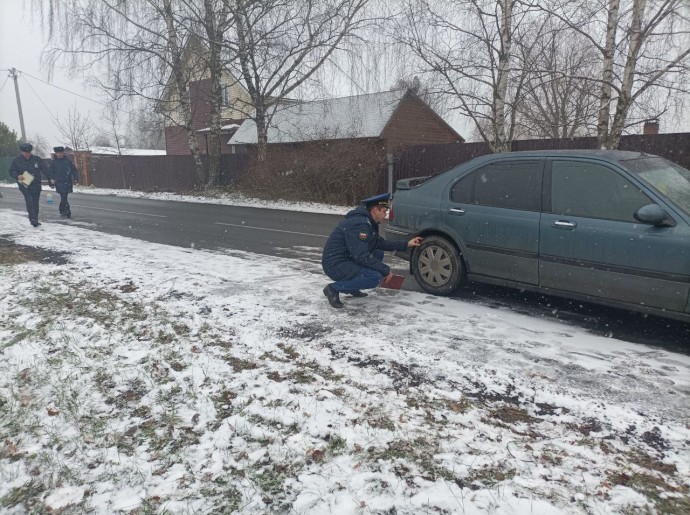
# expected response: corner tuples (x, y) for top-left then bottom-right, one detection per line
(418, 246), (453, 286)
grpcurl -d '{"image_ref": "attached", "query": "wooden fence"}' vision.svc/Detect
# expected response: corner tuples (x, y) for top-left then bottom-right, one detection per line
(387, 133), (690, 187)
(73, 132), (688, 201)
(87, 153), (250, 191)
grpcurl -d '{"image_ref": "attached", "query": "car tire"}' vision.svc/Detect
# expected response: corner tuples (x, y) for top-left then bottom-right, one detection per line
(411, 236), (464, 295)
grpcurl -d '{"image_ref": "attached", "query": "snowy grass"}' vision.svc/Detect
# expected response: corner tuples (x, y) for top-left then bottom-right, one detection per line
(1, 213), (689, 514)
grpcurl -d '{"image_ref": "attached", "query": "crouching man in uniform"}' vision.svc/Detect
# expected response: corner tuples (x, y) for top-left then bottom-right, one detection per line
(9, 142), (46, 227)
(321, 193), (423, 308)
(46, 146), (79, 217)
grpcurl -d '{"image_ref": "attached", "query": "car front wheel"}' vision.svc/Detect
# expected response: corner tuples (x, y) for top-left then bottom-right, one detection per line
(411, 236), (464, 295)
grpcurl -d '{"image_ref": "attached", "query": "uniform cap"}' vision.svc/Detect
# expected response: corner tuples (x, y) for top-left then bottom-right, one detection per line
(19, 143), (33, 152)
(53, 146), (65, 153)
(363, 192), (392, 209)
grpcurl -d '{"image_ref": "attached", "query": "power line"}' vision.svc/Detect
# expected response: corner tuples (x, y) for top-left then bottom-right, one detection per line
(19, 74), (62, 135)
(18, 69), (138, 116)
(21, 70), (109, 107)
(0, 76), (9, 93)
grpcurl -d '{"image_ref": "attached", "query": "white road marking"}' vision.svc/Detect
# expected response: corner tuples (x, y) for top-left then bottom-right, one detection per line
(215, 222), (327, 238)
(71, 205), (168, 218)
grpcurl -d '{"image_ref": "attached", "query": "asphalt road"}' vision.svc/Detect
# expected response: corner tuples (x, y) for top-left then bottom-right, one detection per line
(1, 188), (340, 259)
(2, 187), (688, 349)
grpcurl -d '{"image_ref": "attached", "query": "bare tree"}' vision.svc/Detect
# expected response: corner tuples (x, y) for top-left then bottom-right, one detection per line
(98, 104), (129, 156)
(393, 0), (540, 153)
(29, 133), (50, 158)
(190, 0), (232, 186)
(224, 0), (371, 160)
(531, 0), (690, 149)
(56, 105), (94, 150)
(126, 104), (166, 149)
(37, 0), (207, 184)
(516, 27), (599, 139)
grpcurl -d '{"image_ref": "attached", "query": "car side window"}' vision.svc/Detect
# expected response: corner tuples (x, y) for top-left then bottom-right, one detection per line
(550, 161), (650, 222)
(450, 161), (542, 210)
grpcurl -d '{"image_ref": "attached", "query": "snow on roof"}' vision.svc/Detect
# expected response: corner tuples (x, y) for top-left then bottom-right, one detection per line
(196, 123), (242, 133)
(88, 146), (167, 156)
(229, 90), (407, 145)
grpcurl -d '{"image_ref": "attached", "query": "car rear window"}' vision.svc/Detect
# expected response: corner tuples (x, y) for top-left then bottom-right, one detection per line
(451, 160), (542, 211)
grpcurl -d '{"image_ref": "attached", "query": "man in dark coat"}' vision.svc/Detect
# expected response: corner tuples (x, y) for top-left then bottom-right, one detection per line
(321, 193), (423, 308)
(46, 146), (79, 217)
(9, 142), (46, 227)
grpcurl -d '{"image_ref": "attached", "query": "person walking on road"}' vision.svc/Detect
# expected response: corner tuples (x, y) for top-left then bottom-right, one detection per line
(321, 193), (423, 308)
(46, 146), (79, 218)
(9, 142), (46, 227)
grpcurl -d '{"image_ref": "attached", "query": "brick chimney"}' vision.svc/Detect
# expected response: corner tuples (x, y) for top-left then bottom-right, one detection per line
(643, 119), (659, 135)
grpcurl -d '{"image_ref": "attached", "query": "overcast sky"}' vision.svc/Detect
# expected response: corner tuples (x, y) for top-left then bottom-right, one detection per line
(0, 0), (115, 154)
(0, 0), (687, 156)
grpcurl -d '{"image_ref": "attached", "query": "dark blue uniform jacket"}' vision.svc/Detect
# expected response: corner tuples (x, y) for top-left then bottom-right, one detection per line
(46, 157), (79, 193)
(322, 205), (408, 280)
(9, 155), (45, 192)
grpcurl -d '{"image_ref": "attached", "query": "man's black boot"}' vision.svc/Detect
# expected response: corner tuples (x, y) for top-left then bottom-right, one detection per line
(323, 285), (344, 308)
(347, 290), (368, 298)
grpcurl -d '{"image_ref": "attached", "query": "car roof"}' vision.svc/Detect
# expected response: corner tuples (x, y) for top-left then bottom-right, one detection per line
(477, 149), (651, 161)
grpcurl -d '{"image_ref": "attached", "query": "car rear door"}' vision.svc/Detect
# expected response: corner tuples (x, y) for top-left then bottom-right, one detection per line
(539, 158), (690, 312)
(442, 158), (544, 285)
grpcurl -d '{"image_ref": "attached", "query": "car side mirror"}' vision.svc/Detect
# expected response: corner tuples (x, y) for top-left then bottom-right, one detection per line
(634, 204), (674, 227)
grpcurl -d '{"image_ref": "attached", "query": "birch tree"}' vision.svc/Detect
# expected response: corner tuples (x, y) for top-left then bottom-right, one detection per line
(532, 0), (690, 148)
(393, 0), (540, 153)
(181, 0), (232, 186)
(224, 0), (371, 161)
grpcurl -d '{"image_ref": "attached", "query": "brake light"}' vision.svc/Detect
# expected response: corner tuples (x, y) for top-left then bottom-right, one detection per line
(389, 206), (394, 222)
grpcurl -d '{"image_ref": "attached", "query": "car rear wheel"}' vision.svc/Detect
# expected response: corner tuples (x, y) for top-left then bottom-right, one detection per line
(411, 236), (464, 295)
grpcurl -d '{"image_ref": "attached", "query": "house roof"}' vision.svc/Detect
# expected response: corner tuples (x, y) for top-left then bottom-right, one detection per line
(228, 90), (409, 145)
(88, 146), (167, 156)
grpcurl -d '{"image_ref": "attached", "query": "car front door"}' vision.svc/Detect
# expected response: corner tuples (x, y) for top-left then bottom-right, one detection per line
(539, 158), (690, 312)
(442, 159), (544, 285)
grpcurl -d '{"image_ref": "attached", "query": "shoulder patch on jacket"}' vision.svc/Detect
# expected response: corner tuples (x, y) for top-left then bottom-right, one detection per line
(358, 231), (368, 240)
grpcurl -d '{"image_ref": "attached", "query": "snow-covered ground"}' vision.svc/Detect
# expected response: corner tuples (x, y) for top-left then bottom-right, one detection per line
(0, 183), (351, 215)
(1, 191), (689, 514)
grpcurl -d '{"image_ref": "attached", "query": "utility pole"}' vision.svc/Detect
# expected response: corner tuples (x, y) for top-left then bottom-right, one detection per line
(9, 68), (27, 142)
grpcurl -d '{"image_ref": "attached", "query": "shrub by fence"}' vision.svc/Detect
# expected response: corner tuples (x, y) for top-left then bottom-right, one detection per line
(238, 139), (387, 205)
(0, 157), (13, 183)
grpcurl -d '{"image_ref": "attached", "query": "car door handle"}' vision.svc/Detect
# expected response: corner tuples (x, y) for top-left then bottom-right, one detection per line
(552, 220), (577, 229)
(448, 208), (465, 215)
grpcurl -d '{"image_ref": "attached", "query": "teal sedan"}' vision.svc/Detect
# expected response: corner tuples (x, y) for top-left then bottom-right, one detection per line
(386, 150), (690, 322)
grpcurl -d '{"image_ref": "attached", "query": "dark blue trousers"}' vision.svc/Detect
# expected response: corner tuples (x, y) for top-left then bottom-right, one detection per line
(19, 186), (40, 224)
(330, 250), (385, 293)
(59, 193), (71, 215)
